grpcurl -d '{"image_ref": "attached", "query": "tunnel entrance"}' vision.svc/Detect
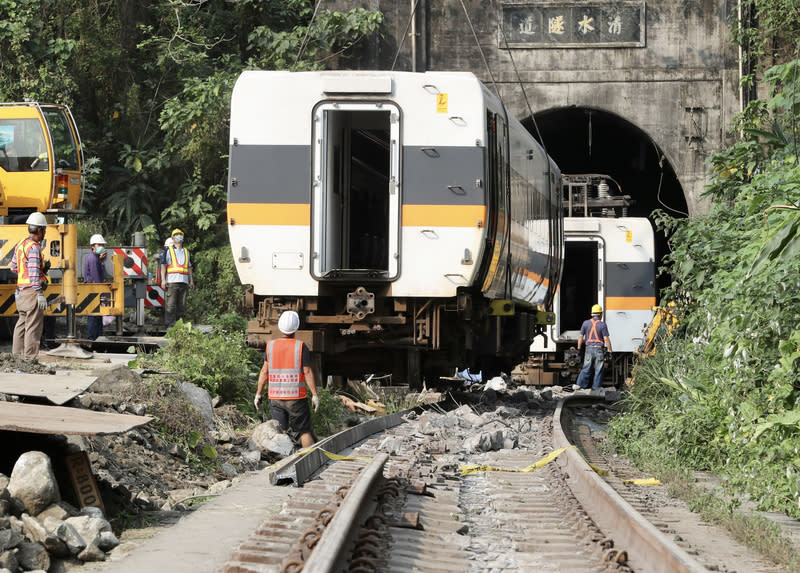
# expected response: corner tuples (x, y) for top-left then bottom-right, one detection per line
(525, 107), (688, 293)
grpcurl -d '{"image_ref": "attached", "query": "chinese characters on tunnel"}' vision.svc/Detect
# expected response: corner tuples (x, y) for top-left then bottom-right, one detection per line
(502, 2), (645, 48)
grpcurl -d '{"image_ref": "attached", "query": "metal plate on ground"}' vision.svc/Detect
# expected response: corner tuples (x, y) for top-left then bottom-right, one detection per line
(0, 402), (152, 435)
(0, 372), (97, 405)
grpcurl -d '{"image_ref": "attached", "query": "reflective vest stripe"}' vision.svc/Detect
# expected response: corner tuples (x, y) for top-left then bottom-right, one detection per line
(587, 318), (604, 345)
(165, 246), (190, 275)
(267, 338), (307, 399)
(15, 238), (40, 287)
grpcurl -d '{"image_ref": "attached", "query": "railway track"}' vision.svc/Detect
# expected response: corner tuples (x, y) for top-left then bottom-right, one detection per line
(219, 394), (710, 573)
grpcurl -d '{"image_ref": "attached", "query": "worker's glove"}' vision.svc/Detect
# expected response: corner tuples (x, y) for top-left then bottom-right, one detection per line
(36, 293), (47, 310)
(253, 394), (262, 410)
(311, 395), (320, 413)
(42, 260), (51, 273)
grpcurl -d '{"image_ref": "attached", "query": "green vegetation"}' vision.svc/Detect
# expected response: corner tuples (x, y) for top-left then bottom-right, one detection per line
(0, 0), (382, 258)
(134, 319), (261, 405)
(609, 58), (800, 525)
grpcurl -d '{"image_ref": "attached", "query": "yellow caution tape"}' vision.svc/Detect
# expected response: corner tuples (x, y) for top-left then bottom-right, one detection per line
(623, 477), (661, 486)
(459, 446), (576, 476)
(458, 446), (659, 485)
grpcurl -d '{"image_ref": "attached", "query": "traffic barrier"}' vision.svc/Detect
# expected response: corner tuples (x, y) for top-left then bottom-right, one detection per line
(145, 285), (164, 307)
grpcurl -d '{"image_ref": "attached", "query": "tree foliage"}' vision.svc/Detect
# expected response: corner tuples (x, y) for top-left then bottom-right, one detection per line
(610, 59), (800, 518)
(0, 0), (382, 254)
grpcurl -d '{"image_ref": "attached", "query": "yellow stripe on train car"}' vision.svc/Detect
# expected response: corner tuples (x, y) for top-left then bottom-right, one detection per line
(402, 204), (487, 227)
(605, 296), (656, 311)
(228, 203), (310, 226)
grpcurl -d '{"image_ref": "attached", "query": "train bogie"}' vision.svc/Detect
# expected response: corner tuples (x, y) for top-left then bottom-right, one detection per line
(228, 71), (562, 385)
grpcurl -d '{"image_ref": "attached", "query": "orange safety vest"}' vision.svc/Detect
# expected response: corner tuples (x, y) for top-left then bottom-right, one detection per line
(586, 318), (604, 345)
(15, 238), (42, 288)
(165, 245), (190, 275)
(267, 338), (307, 399)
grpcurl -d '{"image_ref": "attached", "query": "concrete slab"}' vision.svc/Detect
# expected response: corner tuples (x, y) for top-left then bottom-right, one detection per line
(102, 470), (293, 573)
(0, 402), (152, 435)
(0, 372), (96, 405)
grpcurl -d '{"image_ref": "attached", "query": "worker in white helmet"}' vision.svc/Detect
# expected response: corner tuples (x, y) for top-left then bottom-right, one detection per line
(10, 212), (50, 360)
(83, 233), (107, 340)
(253, 310), (320, 447)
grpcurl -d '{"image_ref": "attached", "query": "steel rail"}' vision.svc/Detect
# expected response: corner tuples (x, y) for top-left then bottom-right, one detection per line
(553, 396), (709, 573)
(302, 453), (389, 572)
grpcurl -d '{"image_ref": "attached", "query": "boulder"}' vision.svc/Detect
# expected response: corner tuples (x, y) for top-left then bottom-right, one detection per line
(64, 515), (112, 550)
(0, 550), (18, 572)
(89, 364), (140, 394)
(43, 517), (86, 556)
(16, 541), (50, 572)
(7, 452), (61, 515)
(77, 542), (106, 562)
(249, 421), (294, 457)
(179, 382), (215, 432)
(0, 529), (19, 552)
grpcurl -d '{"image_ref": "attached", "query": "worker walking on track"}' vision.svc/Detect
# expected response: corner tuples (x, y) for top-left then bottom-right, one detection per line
(11, 212), (49, 360)
(253, 311), (320, 448)
(575, 304), (613, 389)
(160, 228), (194, 327)
(83, 234), (107, 340)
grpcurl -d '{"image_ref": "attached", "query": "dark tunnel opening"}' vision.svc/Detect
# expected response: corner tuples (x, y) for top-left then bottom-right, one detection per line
(524, 106), (688, 294)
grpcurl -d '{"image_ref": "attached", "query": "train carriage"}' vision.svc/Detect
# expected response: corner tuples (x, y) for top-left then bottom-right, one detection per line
(227, 71), (562, 384)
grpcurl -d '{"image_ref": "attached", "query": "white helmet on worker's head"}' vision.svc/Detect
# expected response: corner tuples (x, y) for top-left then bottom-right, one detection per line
(89, 234), (106, 246)
(278, 310), (300, 335)
(25, 212), (47, 229)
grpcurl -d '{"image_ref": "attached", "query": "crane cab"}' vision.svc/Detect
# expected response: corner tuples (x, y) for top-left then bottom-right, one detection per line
(0, 102), (83, 218)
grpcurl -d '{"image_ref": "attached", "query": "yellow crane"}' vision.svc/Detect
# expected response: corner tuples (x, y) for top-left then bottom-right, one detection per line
(0, 102), (123, 356)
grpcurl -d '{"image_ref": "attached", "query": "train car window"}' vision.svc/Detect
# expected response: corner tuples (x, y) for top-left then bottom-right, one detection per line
(312, 103), (400, 281)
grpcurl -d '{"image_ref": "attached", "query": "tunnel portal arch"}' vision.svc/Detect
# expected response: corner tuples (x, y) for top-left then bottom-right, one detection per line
(526, 106), (688, 222)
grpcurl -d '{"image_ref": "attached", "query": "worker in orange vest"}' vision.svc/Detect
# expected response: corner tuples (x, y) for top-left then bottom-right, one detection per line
(10, 212), (49, 360)
(253, 310), (320, 447)
(575, 304), (613, 389)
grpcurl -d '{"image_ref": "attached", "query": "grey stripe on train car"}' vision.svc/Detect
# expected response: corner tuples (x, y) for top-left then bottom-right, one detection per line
(228, 145), (312, 204)
(402, 146), (484, 205)
(605, 261), (656, 298)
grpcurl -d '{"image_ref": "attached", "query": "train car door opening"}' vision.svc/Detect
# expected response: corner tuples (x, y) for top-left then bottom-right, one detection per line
(311, 103), (400, 280)
(557, 238), (604, 337)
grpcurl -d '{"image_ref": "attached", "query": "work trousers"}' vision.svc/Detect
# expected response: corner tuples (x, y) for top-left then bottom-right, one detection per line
(13, 288), (45, 360)
(577, 345), (605, 389)
(165, 281), (189, 327)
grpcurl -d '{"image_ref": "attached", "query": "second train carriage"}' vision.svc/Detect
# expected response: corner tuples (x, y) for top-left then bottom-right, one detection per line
(227, 70), (563, 384)
(527, 175), (656, 386)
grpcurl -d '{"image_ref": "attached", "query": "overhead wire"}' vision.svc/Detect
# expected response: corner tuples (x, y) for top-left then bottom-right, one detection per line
(293, 0), (324, 71)
(391, 0), (421, 71)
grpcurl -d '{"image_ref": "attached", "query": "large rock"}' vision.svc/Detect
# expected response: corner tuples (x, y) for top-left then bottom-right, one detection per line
(16, 541), (50, 572)
(43, 517), (85, 556)
(249, 420), (294, 457)
(89, 364), (141, 393)
(0, 549), (18, 572)
(0, 529), (19, 552)
(64, 515), (113, 550)
(7, 452), (61, 515)
(178, 382), (215, 432)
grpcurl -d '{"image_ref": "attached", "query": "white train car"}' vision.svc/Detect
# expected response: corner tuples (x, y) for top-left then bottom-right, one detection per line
(227, 71), (562, 384)
(529, 212), (656, 386)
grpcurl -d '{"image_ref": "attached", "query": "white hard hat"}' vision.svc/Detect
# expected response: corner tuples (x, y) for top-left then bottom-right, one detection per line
(89, 234), (106, 245)
(164, 237), (174, 247)
(278, 311), (300, 335)
(25, 212), (47, 227)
